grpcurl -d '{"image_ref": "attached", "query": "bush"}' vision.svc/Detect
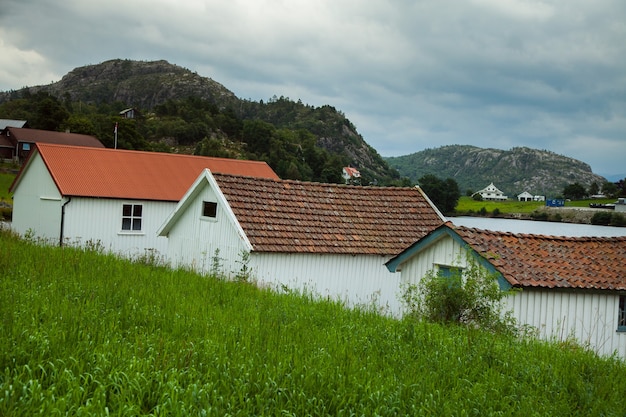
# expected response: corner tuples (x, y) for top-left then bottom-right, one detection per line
(611, 212), (626, 227)
(530, 210), (549, 221)
(401, 253), (517, 334)
(591, 211), (612, 225)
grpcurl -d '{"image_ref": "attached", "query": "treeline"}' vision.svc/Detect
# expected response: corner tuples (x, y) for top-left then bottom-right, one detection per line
(0, 91), (401, 185)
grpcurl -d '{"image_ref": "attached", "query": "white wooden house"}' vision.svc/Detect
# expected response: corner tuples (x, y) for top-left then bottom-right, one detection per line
(9, 143), (278, 257)
(386, 223), (626, 358)
(517, 191), (533, 201)
(158, 169), (446, 314)
(342, 166), (361, 184)
(474, 182), (507, 201)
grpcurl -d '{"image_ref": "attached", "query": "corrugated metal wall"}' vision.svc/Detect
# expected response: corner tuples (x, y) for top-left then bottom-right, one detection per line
(505, 290), (625, 358)
(63, 198), (175, 258)
(11, 153), (63, 241)
(165, 181), (248, 275)
(251, 253), (401, 315)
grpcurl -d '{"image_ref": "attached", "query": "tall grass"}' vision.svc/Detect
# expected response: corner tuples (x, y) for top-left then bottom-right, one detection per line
(1, 227), (625, 415)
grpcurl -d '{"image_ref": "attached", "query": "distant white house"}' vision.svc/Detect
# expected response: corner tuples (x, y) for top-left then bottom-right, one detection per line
(474, 183), (507, 201)
(517, 191), (533, 202)
(342, 166), (361, 184)
(533, 195), (545, 202)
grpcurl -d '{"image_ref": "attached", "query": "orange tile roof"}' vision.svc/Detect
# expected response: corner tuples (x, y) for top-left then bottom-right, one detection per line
(213, 173), (446, 255)
(12, 143), (279, 201)
(7, 127), (104, 148)
(453, 225), (626, 290)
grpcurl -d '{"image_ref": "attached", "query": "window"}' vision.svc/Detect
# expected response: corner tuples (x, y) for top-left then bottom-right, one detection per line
(121, 204), (142, 231)
(437, 265), (463, 279)
(436, 265), (464, 288)
(22, 143), (30, 151)
(618, 296), (626, 332)
(202, 201), (217, 218)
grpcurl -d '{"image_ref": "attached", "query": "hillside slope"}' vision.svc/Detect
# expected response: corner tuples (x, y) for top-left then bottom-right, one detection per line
(0, 59), (396, 184)
(386, 145), (606, 197)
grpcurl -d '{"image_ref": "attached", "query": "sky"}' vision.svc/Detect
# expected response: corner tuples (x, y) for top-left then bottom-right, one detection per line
(0, 0), (625, 178)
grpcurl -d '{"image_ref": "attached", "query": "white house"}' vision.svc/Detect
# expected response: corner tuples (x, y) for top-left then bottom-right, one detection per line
(474, 183), (507, 201)
(9, 143), (278, 257)
(158, 169), (446, 315)
(342, 166), (361, 184)
(517, 191), (533, 202)
(386, 223), (626, 358)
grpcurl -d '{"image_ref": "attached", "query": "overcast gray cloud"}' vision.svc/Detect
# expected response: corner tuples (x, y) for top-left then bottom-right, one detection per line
(1, 0), (624, 177)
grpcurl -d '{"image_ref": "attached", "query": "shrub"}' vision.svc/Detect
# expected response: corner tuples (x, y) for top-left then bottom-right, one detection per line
(401, 252), (517, 334)
(611, 212), (626, 227)
(591, 211), (612, 225)
(530, 210), (549, 221)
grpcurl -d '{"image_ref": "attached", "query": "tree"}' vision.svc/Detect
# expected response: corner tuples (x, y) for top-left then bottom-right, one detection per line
(602, 181), (618, 198)
(418, 174), (460, 214)
(588, 182), (600, 196)
(562, 182), (586, 200)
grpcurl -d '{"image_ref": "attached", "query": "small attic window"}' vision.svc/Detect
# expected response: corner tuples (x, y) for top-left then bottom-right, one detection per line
(202, 201), (217, 218)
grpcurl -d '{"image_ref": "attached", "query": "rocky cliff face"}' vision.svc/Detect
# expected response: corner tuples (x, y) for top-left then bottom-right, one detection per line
(10, 59), (238, 110)
(386, 145), (606, 197)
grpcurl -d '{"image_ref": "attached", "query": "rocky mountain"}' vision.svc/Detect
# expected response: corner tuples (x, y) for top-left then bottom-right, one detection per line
(2, 59), (239, 110)
(385, 145), (607, 197)
(0, 59), (396, 184)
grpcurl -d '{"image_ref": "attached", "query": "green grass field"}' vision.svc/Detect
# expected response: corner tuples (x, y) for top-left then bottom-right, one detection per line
(1, 228), (625, 415)
(455, 196), (617, 215)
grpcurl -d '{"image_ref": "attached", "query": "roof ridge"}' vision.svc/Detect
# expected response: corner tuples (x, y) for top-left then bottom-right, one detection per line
(453, 224), (626, 241)
(37, 143), (272, 165)
(213, 171), (427, 191)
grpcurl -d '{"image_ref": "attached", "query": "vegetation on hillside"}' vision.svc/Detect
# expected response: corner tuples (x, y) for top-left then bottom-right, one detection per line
(386, 145), (610, 197)
(0, 59), (400, 185)
(417, 174), (461, 214)
(1, 228), (625, 415)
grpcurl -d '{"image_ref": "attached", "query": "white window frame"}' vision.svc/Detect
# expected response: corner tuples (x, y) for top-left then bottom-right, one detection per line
(121, 203), (143, 233)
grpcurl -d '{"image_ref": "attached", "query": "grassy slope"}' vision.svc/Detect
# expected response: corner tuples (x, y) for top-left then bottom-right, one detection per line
(0, 172), (14, 203)
(1, 228), (625, 415)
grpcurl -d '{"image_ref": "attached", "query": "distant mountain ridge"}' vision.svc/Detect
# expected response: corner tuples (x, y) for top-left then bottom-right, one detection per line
(385, 145), (607, 197)
(0, 59), (609, 191)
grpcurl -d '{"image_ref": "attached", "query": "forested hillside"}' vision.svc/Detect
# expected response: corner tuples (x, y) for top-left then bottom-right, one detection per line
(0, 59), (399, 185)
(386, 145), (608, 197)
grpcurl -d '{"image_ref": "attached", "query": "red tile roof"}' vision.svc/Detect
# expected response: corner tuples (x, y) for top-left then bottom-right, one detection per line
(12, 143), (279, 201)
(6, 127), (104, 148)
(213, 173), (446, 255)
(453, 225), (626, 290)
